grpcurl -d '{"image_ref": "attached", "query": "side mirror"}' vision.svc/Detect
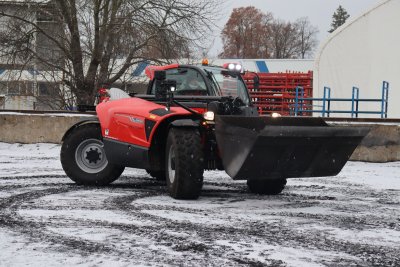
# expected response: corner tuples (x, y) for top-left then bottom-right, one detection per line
(154, 70), (166, 81)
(155, 70), (167, 100)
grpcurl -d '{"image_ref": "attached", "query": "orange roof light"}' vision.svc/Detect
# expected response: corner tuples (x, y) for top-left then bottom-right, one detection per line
(202, 58), (209, 66)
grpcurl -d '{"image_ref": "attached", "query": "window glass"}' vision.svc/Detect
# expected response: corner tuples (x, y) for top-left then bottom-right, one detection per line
(19, 82), (34, 95)
(204, 69), (250, 105)
(152, 68), (207, 95)
(8, 81), (19, 95)
(38, 82), (59, 96)
(38, 82), (49, 95)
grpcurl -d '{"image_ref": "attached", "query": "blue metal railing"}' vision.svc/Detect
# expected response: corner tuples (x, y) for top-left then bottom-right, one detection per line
(381, 81), (389, 119)
(351, 86), (359, 118)
(293, 81), (390, 118)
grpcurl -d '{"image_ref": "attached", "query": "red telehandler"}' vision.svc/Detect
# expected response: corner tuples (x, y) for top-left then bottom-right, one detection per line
(60, 62), (369, 199)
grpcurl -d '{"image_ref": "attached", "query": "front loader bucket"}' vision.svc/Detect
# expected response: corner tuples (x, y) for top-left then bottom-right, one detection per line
(215, 116), (370, 180)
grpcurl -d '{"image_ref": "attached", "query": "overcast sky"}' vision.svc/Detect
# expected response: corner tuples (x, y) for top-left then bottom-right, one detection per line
(208, 0), (382, 57)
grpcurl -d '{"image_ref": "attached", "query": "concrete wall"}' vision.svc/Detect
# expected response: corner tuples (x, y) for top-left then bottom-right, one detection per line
(0, 113), (93, 144)
(351, 125), (400, 162)
(0, 113), (399, 162)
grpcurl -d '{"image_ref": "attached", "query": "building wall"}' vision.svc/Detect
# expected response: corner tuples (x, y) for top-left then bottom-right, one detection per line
(0, 1), (64, 111)
(0, 95), (4, 109)
(0, 3), (36, 66)
(315, 0), (400, 118)
(4, 95), (35, 110)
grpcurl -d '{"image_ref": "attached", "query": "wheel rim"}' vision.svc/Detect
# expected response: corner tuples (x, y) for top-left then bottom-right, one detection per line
(168, 145), (176, 184)
(75, 139), (108, 174)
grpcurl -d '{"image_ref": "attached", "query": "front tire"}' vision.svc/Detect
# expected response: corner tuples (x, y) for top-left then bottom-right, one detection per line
(61, 123), (125, 185)
(165, 128), (204, 199)
(247, 179), (287, 195)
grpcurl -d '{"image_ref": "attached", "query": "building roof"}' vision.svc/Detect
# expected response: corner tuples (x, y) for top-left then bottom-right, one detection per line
(0, 0), (50, 6)
(210, 59), (314, 73)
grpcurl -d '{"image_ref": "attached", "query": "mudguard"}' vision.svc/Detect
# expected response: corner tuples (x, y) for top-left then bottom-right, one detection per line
(215, 116), (370, 180)
(61, 117), (99, 142)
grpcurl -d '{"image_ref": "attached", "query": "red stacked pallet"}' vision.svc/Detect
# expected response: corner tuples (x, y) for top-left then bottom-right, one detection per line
(242, 72), (313, 116)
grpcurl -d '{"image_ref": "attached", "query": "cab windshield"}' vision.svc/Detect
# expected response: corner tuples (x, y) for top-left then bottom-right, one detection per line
(204, 68), (250, 105)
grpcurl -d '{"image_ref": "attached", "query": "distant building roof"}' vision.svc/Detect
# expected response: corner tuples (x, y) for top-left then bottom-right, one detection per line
(0, 0), (50, 6)
(210, 59), (314, 73)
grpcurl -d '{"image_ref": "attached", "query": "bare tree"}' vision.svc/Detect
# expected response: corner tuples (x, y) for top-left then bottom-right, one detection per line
(220, 6), (319, 60)
(0, 0), (220, 106)
(269, 20), (299, 59)
(295, 17), (319, 59)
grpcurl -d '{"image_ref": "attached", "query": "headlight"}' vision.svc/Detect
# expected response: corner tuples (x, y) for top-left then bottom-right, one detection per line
(203, 111), (215, 121)
(223, 63), (243, 72)
(271, 112), (281, 118)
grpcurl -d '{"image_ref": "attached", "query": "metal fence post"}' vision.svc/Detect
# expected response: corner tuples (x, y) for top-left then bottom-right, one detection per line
(323, 87), (331, 118)
(327, 88), (331, 117)
(322, 87), (327, 117)
(351, 87), (359, 118)
(381, 81), (389, 118)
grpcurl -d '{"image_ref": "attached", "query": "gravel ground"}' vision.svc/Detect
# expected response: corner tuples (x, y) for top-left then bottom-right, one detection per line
(0, 143), (399, 267)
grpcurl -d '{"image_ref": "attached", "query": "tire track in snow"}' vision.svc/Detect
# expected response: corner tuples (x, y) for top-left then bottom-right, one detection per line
(0, 174), (399, 266)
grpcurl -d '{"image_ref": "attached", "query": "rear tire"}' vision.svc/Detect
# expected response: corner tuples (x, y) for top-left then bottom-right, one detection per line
(165, 128), (204, 199)
(61, 123), (125, 186)
(247, 179), (287, 195)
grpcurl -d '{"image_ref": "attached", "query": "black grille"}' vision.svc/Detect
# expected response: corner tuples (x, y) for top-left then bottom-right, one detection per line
(145, 119), (157, 140)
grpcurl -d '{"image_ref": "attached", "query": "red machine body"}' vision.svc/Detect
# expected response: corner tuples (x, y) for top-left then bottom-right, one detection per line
(96, 97), (204, 148)
(145, 64), (179, 80)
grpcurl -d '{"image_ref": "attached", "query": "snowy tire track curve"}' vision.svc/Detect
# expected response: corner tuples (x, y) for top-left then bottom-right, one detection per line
(0, 143), (399, 266)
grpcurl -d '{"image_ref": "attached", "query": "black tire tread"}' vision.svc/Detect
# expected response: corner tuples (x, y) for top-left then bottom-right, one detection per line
(61, 123), (124, 186)
(166, 128), (204, 199)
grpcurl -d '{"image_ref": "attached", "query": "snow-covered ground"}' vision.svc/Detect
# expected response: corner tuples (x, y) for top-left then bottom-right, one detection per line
(0, 143), (399, 267)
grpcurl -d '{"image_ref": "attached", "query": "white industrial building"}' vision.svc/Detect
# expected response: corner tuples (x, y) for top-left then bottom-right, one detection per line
(314, 0), (400, 118)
